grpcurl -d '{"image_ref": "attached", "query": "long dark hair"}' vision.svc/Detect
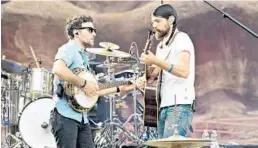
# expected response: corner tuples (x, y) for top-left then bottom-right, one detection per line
(153, 4), (178, 46)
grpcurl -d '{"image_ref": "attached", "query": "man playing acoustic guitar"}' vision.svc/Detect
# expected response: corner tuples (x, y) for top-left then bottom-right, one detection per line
(140, 4), (195, 139)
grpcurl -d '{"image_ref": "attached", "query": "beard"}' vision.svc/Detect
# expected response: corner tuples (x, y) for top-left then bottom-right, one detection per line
(155, 26), (170, 40)
(82, 39), (94, 48)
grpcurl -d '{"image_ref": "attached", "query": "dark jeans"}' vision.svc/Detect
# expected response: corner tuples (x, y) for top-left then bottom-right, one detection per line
(50, 109), (94, 148)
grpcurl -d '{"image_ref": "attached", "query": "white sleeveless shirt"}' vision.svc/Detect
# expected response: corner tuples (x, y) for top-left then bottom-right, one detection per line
(156, 29), (195, 108)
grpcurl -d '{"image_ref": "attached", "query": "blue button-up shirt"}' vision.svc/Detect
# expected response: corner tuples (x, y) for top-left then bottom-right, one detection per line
(53, 40), (90, 124)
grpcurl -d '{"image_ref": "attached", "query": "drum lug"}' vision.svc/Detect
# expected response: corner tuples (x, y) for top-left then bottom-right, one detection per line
(15, 132), (22, 138)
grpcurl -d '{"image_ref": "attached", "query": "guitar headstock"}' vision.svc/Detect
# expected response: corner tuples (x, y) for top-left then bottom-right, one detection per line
(148, 29), (155, 40)
(144, 29), (155, 54)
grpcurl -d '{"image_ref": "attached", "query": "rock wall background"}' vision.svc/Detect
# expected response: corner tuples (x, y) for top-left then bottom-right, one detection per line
(2, 1), (258, 144)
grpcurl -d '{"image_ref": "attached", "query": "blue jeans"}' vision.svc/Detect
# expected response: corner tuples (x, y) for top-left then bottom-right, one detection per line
(158, 104), (193, 138)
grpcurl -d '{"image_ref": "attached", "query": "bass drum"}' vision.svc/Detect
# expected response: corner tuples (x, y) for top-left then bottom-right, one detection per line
(18, 97), (56, 148)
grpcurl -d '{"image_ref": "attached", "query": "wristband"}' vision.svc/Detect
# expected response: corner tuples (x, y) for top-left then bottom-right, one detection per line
(81, 80), (87, 88)
(168, 64), (174, 73)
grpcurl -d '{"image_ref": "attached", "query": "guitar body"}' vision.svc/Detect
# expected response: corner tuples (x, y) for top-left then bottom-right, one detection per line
(141, 30), (160, 127)
(143, 75), (160, 127)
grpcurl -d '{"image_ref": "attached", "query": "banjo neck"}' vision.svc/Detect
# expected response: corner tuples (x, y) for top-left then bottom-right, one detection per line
(98, 80), (131, 90)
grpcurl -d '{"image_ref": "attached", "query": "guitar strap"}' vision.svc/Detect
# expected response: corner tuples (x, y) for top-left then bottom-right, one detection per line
(80, 50), (95, 74)
(60, 50), (92, 104)
(157, 31), (181, 109)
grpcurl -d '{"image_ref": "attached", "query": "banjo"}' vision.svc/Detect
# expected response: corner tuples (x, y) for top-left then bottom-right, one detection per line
(64, 68), (132, 113)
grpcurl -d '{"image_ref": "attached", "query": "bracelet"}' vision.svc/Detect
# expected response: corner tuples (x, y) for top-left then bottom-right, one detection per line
(168, 64), (174, 73)
(81, 80), (87, 88)
(116, 87), (120, 93)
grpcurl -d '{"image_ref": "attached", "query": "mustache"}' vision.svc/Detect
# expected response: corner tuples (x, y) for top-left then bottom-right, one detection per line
(155, 30), (165, 35)
(155, 29), (166, 33)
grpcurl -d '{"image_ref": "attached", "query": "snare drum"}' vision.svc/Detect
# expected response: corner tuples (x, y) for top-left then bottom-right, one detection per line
(22, 68), (54, 99)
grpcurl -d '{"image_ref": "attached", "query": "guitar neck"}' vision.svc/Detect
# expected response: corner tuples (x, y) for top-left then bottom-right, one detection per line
(99, 81), (131, 90)
(145, 65), (149, 80)
(143, 30), (154, 78)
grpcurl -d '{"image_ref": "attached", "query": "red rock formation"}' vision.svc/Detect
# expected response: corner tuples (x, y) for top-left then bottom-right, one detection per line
(2, 1), (258, 144)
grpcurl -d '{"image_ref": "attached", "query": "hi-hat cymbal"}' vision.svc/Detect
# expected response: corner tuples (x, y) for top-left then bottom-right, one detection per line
(143, 134), (211, 148)
(1, 59), (26, 73)
(86, 48), (130, 58)
(99, 42), (119, 50)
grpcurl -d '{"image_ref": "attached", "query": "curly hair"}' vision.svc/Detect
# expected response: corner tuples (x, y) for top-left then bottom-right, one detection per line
(66, 14), (93, 39)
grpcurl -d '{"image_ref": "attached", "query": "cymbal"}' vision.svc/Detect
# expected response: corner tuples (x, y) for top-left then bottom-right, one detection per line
(86, 48), (130, 58)
(1, 59), (26, 73)
(143, 134), (211, 148)
(96, 63), (130, 69)
(99, 42), (119, 50)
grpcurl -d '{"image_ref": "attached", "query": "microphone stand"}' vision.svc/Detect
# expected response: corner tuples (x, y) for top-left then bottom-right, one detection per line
(204, 0), (258, 39)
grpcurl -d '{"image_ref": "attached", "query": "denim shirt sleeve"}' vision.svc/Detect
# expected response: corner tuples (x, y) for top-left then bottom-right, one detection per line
(54, 46), (75, 67)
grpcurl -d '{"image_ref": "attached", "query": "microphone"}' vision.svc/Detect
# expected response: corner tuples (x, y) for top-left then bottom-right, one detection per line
(129, 42), (138, 57)
(129, 42), (140, 63)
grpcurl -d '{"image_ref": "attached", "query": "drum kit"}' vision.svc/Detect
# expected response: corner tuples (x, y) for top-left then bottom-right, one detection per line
(1, 42), (211, 148)
(1, 58), (55, 148)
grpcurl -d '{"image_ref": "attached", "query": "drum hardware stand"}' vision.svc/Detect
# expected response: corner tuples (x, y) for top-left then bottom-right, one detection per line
(20, 67), (37, 101)
(6, 78), (13, 134)
(94, 57), (142, 148)
(1, 72), (11, 146)
(88, 117), (103, 128)
(5, 133), (25, 148)
(121, 64), (145, 145)
(1, 86), (26, 148)
(1, 74), (26, 148)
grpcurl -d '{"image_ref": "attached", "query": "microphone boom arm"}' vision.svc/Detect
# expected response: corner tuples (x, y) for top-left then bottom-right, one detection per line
(204, 0), (258, 39)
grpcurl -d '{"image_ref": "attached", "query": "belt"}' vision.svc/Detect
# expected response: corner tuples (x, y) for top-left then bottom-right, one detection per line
(160, 104), (192, 110)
